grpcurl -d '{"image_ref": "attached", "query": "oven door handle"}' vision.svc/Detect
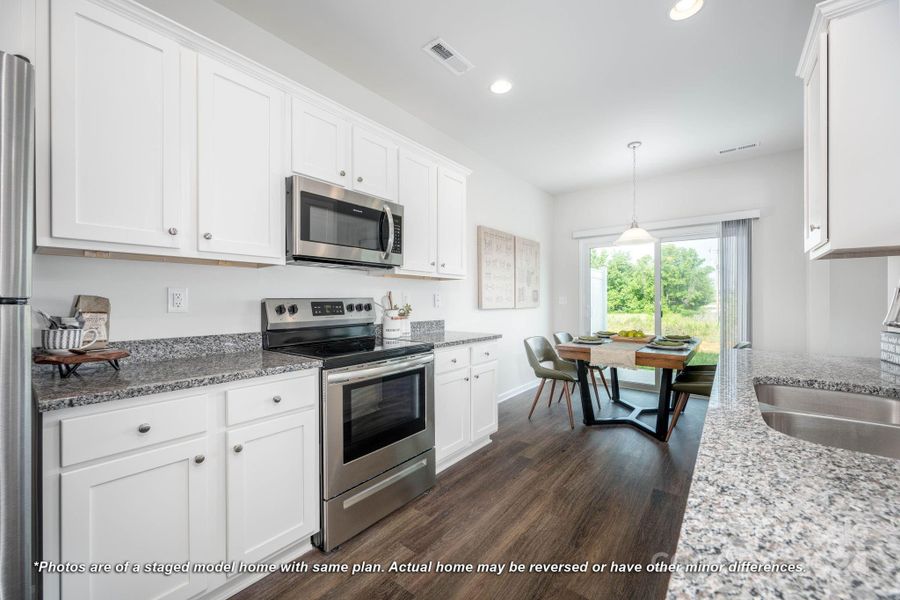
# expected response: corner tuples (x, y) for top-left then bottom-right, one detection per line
(381, 204), (394, 260)
(327, 354), (433, 384)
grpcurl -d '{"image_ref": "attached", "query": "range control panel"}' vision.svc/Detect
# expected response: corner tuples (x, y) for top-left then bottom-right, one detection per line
(262, 298), (376, 330)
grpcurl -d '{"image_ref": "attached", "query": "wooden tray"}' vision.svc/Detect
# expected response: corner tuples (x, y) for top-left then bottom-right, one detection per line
(34, 348), (129, 378)
(610, 334), (656, 344)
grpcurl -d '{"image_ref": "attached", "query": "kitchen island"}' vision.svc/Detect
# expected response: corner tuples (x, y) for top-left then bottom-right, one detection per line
(669, 350), (900, 598)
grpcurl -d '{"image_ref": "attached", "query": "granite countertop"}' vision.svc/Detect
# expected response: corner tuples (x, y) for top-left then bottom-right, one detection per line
(668, 350), (900, 598)
(33, 351), (321, 412)
(408, 330), (502, 348)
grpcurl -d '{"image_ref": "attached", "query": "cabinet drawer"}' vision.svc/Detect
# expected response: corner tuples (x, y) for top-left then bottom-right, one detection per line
(471, 341), (499, 365)
(435, 347), (470, 374)
(226, 375), (317, 426)
(61, 394), (208, 466)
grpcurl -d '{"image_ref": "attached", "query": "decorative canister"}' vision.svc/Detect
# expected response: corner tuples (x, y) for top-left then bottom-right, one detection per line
(382, 309), (410, 339)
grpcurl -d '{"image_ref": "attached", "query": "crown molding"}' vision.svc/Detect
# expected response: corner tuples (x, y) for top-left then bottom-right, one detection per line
(796, 0), (888, 78)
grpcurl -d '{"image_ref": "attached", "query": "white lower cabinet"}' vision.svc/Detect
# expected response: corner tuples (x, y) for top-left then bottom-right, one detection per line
(42, 371), (320, 600)
(60, 439), (210, 600)
(434, 343), (500, 472)
(226, 411), (318, 564)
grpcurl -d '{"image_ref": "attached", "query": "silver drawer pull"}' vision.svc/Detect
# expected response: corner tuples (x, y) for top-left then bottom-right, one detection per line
(451, 358), (457, 364)
(273, 395), (282, 404)
(809, 224), (821, 232)
(475, 375), (480, 379)
(203, 232), (213, 240)
(357, 176), (363, 182)
(167, 227), (178, 236)
(138, 423), (151, 434)
(339, 170), (346, 176)
(233, 444), (243, 453)
(484, 352), (490, 356)
(464, 377), (470, 382)
(194, 455), (205, 464)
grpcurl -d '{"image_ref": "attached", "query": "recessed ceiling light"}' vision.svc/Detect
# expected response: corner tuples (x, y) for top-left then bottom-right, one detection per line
(490, 79), (513, 95)
(669, 0), (704, 20)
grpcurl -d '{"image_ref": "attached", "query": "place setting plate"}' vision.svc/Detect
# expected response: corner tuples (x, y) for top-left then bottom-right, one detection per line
(575, 335), (608, 345)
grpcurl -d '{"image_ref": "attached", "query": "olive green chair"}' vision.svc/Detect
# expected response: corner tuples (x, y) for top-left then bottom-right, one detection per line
(666, 368), (716, 441)
(553, 332), (611, 409)
(523, 336), (577, 429)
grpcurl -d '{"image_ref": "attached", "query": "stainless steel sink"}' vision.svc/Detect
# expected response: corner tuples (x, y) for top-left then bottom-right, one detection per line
(755, 384), (900, 460)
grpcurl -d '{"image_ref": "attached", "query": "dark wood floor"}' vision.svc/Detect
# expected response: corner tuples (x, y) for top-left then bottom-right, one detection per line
(232, 383), (708, 600)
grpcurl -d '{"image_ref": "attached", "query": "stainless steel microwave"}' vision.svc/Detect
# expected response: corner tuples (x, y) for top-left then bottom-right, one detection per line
(286, 175), (403, 269)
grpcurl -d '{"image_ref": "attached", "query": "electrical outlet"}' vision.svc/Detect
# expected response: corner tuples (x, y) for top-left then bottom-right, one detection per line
(167, 287), (188, 313)
(433, 293), (442, 309)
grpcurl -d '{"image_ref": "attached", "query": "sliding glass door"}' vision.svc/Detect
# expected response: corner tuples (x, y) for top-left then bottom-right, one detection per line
(582, 225), (720, 390)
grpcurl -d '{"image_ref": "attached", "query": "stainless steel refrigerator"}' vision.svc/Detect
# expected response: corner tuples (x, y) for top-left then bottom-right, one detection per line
(0, 50), (35, 600)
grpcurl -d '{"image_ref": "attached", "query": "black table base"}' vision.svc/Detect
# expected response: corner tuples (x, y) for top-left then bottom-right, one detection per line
(575, 360), (673, 441)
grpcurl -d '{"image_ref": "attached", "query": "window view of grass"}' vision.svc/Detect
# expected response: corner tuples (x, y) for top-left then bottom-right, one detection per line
(590, 239), (720, 366)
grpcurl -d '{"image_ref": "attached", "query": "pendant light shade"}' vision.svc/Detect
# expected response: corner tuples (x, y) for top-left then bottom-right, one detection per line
(614, 141), (656, 246)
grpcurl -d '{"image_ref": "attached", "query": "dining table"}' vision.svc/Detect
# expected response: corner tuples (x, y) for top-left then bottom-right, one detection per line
(556, 338), (699, 441)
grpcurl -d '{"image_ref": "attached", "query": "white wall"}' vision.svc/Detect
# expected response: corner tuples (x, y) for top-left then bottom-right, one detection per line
(29, 0), (554, 397)
(552, 150), (809, 353)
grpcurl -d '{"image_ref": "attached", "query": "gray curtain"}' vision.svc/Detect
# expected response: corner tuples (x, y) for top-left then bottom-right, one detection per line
(719, 219), (752, 352)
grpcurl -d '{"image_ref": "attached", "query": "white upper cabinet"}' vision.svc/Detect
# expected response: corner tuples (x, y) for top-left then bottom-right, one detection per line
(50, 0), (182, 249)
(291, 98), (351, 187)
(798, 0), (900, 259)
(351, 126), (399, 201)
(396, 150), (438, 275)
(436, 167), (467, 277)
(196, 56), (285, 261)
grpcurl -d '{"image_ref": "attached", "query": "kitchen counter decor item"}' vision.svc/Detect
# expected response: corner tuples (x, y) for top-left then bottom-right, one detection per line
(382, 294), (411, 339)
(33, 347), (130, 378)
(72, 295), (111, 348)
(611, 331), (656, 344)
(40, 328), (100, 354)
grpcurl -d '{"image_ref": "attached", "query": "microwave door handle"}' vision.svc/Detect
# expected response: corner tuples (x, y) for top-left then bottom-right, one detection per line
(382, 204), (394, 259)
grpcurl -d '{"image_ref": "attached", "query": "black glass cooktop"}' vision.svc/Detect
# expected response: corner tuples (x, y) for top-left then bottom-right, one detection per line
(271, 336), (433, 369)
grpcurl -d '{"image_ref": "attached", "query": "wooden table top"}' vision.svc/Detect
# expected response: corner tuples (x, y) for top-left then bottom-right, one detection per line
(556, 339), (699, 371)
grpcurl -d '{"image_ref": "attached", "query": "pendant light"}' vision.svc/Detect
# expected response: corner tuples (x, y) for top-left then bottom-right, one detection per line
(614, 141), (656, 245)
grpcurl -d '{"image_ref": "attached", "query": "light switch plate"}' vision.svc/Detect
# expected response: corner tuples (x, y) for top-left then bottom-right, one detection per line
(167, 287), (188, 313)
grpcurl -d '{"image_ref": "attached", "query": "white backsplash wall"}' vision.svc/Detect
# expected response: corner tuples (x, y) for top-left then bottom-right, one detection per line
(29, 0), (555, 398)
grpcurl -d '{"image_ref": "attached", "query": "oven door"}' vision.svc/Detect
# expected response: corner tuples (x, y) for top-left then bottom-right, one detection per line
(323, 353), (434, 499)
(288, 176), (402, 268)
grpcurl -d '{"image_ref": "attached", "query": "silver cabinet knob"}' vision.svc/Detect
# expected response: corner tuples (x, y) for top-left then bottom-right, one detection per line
(357, 176), (363, 182)
(441, 263), (446, 268)
(168, 227), (178, 235)
(485, 352), (491, 356)
(430, 261), (435, 266)
(475, 375), (480, 379)
(273, 395), (282, 404)
(194, 455), (205, 464)
(138, 423), (151, 434)
(233, 444), (243, 453)
(339, 170), (346, 177)
(203, 232), (212, 240)
(451, 358), (457, 363)
(464, 377), (470, 382)
(809, 224), (820, 232)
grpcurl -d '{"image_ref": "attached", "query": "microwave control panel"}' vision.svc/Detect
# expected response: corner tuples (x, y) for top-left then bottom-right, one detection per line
(392, 215), (402, 254)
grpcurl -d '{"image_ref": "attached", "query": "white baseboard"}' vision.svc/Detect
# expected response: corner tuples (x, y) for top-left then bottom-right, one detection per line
(498, 379), (539, 403)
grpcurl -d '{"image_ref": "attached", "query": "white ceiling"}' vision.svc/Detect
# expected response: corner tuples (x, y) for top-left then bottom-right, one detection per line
(216, 0), (817, 195)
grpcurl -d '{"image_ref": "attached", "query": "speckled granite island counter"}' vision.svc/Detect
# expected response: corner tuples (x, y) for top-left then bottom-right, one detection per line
(408, 330), (502, 349)
(668, 350), (900, 599)
(33, 333), (321, 412)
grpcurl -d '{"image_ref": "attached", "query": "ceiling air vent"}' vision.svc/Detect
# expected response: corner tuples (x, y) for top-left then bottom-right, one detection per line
(422, 38), (474, 76)
(718, 142), (761, 155)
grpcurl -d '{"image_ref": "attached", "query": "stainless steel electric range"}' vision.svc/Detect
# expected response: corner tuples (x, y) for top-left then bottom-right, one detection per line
(262, 298), (436, 552)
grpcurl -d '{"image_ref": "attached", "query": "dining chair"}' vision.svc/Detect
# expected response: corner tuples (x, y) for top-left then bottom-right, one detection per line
(553, 332), (611, 409)
(523, 336), (577, 429)
(666, 368), (716, 441)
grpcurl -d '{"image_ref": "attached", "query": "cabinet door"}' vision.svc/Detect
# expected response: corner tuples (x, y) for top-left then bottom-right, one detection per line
(470, 361), (498, 440)
(60, 439), (209, 600)
(397, 150), (438, 274)
(434, 369), (471, 461)
(803, 32), (828, 252)
(351, 126), (398, 201)
(197, 56), (285, 260)
(436, 167), (467, 277)
(291, 98), (350, 187)
(50, 0), (181, 249)
(226, 410), (318, 564)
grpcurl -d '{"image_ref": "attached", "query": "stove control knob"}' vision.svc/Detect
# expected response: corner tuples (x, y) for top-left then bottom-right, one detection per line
(355, 303), (364, 312)
(274, 304), (286, 315)
(287, 304), (299, 315)
(346, 303), (354, 312)
(364, 303), (372, 311)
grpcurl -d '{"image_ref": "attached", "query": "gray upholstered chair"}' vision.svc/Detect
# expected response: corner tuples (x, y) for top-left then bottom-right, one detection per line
(553, 331), (611, 409)
(523, 336), (577, 429)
